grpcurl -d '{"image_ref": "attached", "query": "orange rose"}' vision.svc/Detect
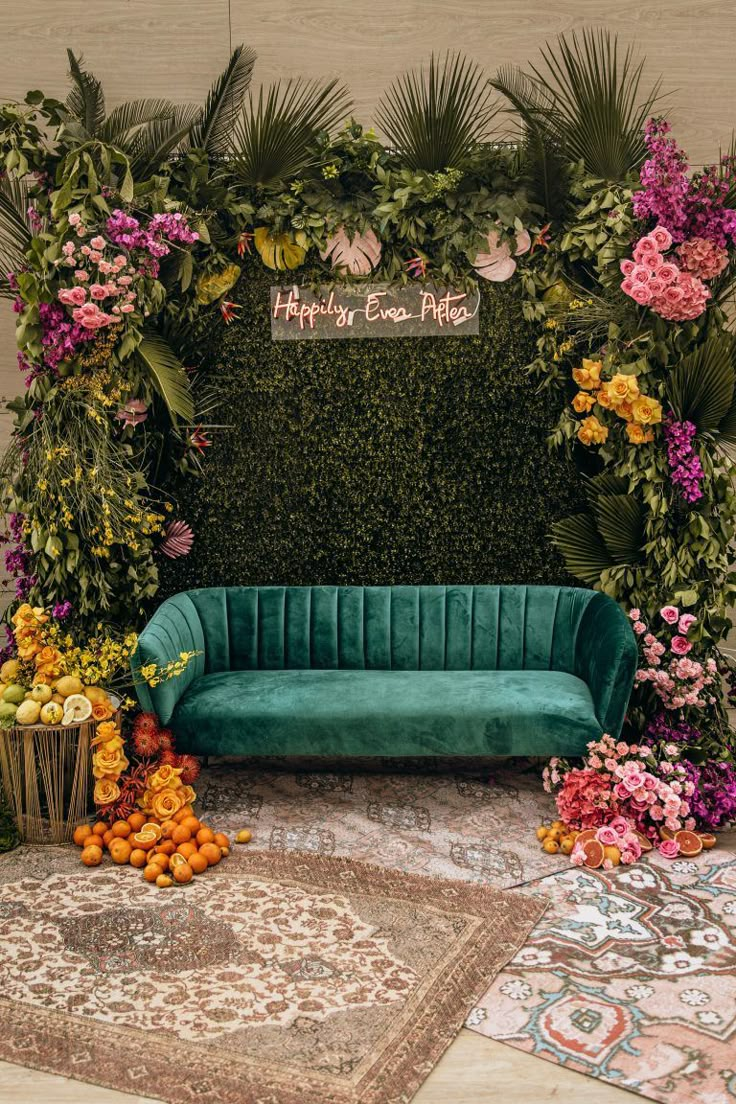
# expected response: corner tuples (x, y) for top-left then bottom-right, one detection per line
(94, 779), (120, 805)
(150, 786), (186, 821)
(572, 392), (597, 414)
(92, 700), (114, 721)
(148, 764), (183, 792)
(92, 745), (129, 780)
(35, 645), (64, 682)
(179, 785), (197, 807)
(91, 720), (120, 748)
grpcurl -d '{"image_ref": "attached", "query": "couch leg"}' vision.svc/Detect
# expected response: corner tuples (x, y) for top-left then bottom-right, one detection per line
(202, 755), (210, 768)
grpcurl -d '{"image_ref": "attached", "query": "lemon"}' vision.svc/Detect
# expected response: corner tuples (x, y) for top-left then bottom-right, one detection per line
(61, 693), (93, 725)
(40, 701), (64, 725)
(3, 684), (26, 705)
(30, 684), (53, 704)
(15, 699), (42, 725)
(0, 660), (18, 684)
(54, 675), (84, 698)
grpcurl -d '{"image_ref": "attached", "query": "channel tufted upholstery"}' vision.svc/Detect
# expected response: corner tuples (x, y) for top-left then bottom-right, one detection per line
(132, 585), (638, 757)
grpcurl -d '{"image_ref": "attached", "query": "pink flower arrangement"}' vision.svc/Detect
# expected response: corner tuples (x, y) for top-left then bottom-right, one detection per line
(554, 766), (612, 829)
(620, 227), (711, 321)
(570, 820), (643, 868)
(676, 237), (729, 280)
(632, 605), (716, 709)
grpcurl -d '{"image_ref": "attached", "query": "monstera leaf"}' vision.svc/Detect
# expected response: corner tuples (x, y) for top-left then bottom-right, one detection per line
(668, 334), (736, 443)
(320, 226), (382, 276)
(195, 263), (241, 305)
(254, 228), (308, 271)
(551, 492), (645, 585)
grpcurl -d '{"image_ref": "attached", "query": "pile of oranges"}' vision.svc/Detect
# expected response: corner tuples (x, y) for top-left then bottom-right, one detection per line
(72, 804), (244, 888)
(536, 820), (581, 856)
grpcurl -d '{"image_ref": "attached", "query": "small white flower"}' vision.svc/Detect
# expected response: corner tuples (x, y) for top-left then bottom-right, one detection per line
(619, 868), (657, 889)
(696, 1010), (722, 1026)
(626, 983), (654, 1000)
(466, 1007), (487, 1026)
(690, 926), (729, 950)
(660, 950), (705, 975)
(672, 860), (698, 875)
(723, 900), (736, 915)
(512, 947), (552, 967)
(499, 978), (533, 1001)
(680, 988), (710, 1007)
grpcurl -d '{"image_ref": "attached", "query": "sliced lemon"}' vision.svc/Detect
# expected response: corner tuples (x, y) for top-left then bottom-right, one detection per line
(61, 693), (93, 725)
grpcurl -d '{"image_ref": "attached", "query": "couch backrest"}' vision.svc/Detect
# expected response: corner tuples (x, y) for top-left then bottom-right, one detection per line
(168, 584), (603, 675)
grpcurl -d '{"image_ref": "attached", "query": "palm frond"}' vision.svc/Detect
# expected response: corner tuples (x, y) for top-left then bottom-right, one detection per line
(65, 49), (105, 137)
(99, 99), (178, 145)
(137, 331), (194, 423)
(491, 64), (571, 219)
(126, 106), (202, 178)
(376, 51), (498, 172)
(0, 176), (32, 299)
(231, 78), (352, 187)
(188, 44), (257, 156)
(668, 335), (735, 434)
(550, 512), (613, 585)
(593, 493), (645, 563)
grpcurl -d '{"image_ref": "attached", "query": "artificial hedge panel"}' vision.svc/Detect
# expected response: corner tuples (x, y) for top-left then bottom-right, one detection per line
(161, 262), (583, 593)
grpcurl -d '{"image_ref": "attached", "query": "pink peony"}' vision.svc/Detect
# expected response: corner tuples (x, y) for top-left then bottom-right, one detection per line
(658, 838), (680, 858)
(660, 605), (680, 624)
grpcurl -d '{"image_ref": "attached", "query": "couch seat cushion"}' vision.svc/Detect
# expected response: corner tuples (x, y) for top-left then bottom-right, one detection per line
(170, 669), (600, 757)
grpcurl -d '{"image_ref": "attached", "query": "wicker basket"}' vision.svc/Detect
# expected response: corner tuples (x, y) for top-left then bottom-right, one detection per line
(0, 700), (121, 843)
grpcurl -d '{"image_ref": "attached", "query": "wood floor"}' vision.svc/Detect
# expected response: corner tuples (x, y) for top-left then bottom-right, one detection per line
(0, 1031), (637, 1103)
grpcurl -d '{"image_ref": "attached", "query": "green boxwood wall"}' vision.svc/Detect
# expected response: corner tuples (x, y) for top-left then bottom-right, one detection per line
(161, 263), (583, 594)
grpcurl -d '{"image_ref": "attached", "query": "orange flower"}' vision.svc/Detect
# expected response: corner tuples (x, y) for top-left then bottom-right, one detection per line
(92, 745), (129, 780)
(626, 423), (655, 444)
(572, 392), (597, 414)
(150, 786), (186, 821)
(35, 645), (64, 682)
(572, 359), (602, 390)
(148, 763), (183, 792)
(92, 700), (114, 721)
(179, 784), (197, 807)
(91, 720), (120, 748)
(94, 778), (120, 805)
(577, 415), (609, 446)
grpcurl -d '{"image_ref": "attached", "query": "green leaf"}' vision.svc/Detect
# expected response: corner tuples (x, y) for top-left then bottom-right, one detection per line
(188, 44), (257, 156)
(668, 334), (735, 433)
(64, 50), (105, 137)
(0, 175), (32, 299)
(137, 331), (194, 423)
(593, 493), (645, 564)
(550, 512), (613, 585)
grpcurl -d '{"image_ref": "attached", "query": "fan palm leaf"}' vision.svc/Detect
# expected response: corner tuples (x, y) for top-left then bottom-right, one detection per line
(0, 175), (31, 298)
(550, 513), (613, 585)
(376, 51), (498, 172)
(188, 44), (257, 156)
(231, 78), (351, 187)
(668, 335), (736, 434)
(593, 493), (645, 563)
(137, 332), (194, 423)
(494, 30), (662, 182)
(65, 49), (105, 137)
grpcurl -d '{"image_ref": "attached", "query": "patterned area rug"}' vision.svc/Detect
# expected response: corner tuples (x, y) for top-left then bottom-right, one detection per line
(197, 756), (562, 887)
(467, 849), (736, 1104)
(0, 847), (546, 1104)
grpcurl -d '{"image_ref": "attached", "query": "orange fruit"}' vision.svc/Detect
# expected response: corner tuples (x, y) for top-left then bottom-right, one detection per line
(574, 829), (597, 847)
(110, 839), (132, 864)
(127, 811), (146, 831)
(700, 833), (717, 850)
(155, 873), (173, 888)
(73, 824), (92, 847)
(602, 845), (621, 866)
(174, 805), (194, 823)
(659, 826), (675, 841)
(143, 863), (161, 882)
(92, 821), (109, 837)
(157, 839), (176, 856)
(633, 830), (653, 852)
(181, 816), (201, 834)
(542, 838), (559, 854)
(173, 861), (193, 884)
(160, 819), (177, 838)
(129, 848), (148, 868)
(81, 844), (103, 866)
(582, 839), (604, 869)
(177, 841), (198, 860)
(130, 829), (158, 851)
(189, 852), (208, 874)
(149, 853), (170, 871)
(199, 842), (221, 866)
(111, 820), (131, 838)
(214, 832), (230, 850)
(196, 827), (215, 846)
(552, 820), (566, 830)
(102, 829), (114, 849)
(86, 834), (105, 851)
(141, 822), (162, 840)
(675, 830), (703, 856)
(169, 852), (188, 869)
(535, 826), (549, 841)
(171, 825), (192, 845)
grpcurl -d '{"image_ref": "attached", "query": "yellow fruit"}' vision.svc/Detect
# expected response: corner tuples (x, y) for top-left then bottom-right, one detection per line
(51, 693), (65, 706)
(155, 874), (173, 888)
(61, 693), (93, 724)
(40, 701), (64, 725)
(560, 837), (575, 855)
(552, 820), (566, 830)
(220, 846), (230, 858)
(546, 828), (563, 843)
(536, 826), (549, 841)
(542, 839), (560, 854)
(0, 660), (18, 684)
(54, 675), (84, 698)
(235, 828), (252, 844)
(15, 699), (41, 725)
(83, 685), (108, 704)
(603, 845), (621, 866)
(30, 684), (53, 704)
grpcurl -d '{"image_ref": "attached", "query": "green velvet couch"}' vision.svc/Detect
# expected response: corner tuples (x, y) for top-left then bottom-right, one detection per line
(132, 585), (637, 758)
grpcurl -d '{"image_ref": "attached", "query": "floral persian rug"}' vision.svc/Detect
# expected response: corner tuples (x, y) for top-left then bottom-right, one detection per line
(197, 756), (562, 887)
(467, 849), (736, 1104)
(0, 847), (546, 1104)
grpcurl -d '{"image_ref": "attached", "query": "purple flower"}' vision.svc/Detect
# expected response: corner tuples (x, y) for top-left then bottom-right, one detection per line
(51, 600), (72, 620)
(663, 415), (704, 503)
(684, 759), (736, 831)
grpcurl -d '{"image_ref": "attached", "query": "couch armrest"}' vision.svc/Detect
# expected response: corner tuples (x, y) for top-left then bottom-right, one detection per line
(130, 594), (206, 725)
(574, 593), (638, 738)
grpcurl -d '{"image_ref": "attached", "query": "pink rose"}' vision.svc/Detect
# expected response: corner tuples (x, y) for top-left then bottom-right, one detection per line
(74, 270), (89, 282)
(596, 825), (619, 846)
(120, 303), (135, 313)
(58, 286), (86, 306)
(628, 609), (641, 621)
(658, 838), (680, 858)
(651, 225), (673, 251)
(621, 278), (635, 295)
(658, 263), (679, 284)
(633, 620), (646, 634)
(620, 259), (635, 276)
(631, 284), (652, 305)
(677, 613), (696, 634)
(89, 283), (110, 300)
(660, 605), (679, 624)
(671, 635), (692, 655)
(609, 816), (630, 837)
(630, 263), (651, 284)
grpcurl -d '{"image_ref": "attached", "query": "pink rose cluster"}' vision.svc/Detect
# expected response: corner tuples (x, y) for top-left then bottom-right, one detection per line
(631, 606), (716, 709)
(571, 817), (643, 868)
(609, 756), (694, 839)
(620, 225), (711, 321)
(55, 225), (138, 331)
